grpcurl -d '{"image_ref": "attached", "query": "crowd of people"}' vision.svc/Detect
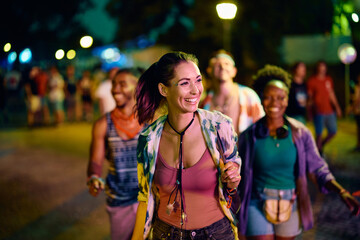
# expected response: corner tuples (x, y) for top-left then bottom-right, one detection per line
(1, 48), (359, 239)
(83, 50), (359, 240)
(0, 63), (119, 127)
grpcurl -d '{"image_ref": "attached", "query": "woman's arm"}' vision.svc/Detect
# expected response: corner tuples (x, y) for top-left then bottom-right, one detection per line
(325, 179), (360, 216)
(131, 201), (148, 240)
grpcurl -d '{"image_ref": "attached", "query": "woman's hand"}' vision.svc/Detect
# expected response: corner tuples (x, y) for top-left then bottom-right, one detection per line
(221, 162), (241, 189)
(340, 190), (360, 216)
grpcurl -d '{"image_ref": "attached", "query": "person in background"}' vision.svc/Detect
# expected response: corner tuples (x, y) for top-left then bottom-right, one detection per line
(87, 68), (143, 240)
(307, 61), (342, 155)
(132, 51), (241, 240)
(64, 65), (79, 122)
(24, 66), (50, 126)
(237, 64), (359, 240)
(286, 62), (308, 124)
(48, 65), (65, 125)
(201, 49), (264, 134)
(78, 70), (94, 122)
(352, 73), (360, 152)
(95, 67), (119, 115)
(0, 67), (5, 125)
(2, 65), (23, 125)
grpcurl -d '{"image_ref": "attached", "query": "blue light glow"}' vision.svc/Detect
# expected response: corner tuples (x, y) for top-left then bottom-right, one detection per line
(19, 48), (32, 63)
(8, 52), (17, 64)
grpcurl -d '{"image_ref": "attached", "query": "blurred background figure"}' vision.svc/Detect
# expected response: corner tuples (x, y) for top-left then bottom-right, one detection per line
(352, 73), (360, 152)
(24, 66), (50, 127)
(201, 49), (264, 134)
(95, 67), (119, 116)
(307, 61), (342, 155)
(48, 65), (65, 125)
(78, 70), (94, 122)
(2, 64), (24, 126)
(64, 65), (79, 122)
(286, 62), (308, 124)
(0, 67), (5, 125)
(87, 68), (143, 240)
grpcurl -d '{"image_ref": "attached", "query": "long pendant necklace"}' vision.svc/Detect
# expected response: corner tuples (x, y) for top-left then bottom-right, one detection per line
(272, 136), (280, 148)
(166, 112), (195, 233)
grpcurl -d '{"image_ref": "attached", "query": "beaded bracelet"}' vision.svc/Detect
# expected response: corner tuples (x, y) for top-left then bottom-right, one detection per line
(87, 174), (104, 186)
(226, 187), (237, 195)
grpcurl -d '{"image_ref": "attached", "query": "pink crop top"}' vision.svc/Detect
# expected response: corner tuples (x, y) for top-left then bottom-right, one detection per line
(153, 147), (225, 229)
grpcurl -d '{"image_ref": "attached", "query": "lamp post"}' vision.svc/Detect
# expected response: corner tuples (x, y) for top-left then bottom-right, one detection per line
(216, 2), (237, 52)
(338, 43), (357, 116)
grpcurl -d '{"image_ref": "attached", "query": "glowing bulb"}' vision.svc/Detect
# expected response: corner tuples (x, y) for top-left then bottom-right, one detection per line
(8, 52), (17, 64)
(216, 3), (237, 20)
(4, 43), (11, 52)
(19, 48), (32, 63)
(352, 13), (359, 23)
(55, 49), (65, 60)
(66, 49), (76, 59)
(80, 36), (93, 48)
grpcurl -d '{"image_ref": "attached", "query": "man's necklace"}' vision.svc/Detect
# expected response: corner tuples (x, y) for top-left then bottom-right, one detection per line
(213, 95), (234, 113)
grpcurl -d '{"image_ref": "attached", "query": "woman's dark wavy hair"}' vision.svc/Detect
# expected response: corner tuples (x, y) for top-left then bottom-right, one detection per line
(252, 64), (292, 99)
(135, 51), (199, 124)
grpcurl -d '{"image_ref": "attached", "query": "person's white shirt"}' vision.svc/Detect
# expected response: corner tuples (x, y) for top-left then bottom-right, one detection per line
(95, 79), (116, 115)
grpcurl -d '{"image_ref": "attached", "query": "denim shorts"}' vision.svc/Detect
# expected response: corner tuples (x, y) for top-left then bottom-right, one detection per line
(314, 113), (337, 135)
(246, 188), (302, 237)
(152, 217), (235, 240)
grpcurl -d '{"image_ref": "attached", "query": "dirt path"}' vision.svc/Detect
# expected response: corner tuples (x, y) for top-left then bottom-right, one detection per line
(0, 145), (110, 240)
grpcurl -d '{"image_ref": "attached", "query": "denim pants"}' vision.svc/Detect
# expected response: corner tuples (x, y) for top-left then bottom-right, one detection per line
(152, 217), (234, 240)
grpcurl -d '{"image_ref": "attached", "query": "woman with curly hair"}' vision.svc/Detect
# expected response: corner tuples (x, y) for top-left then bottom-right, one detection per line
(237, 65), (359, 240)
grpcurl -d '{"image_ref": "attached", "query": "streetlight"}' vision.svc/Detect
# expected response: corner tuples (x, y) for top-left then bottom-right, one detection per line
(338, 43), (357, 116)
(216, 2), (237, 51)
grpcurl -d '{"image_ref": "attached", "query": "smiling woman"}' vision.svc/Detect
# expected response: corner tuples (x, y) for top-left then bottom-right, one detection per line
(158, 61), (203, 115)
(237, 65), (360, 240)
(132, 51), (242, 240)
